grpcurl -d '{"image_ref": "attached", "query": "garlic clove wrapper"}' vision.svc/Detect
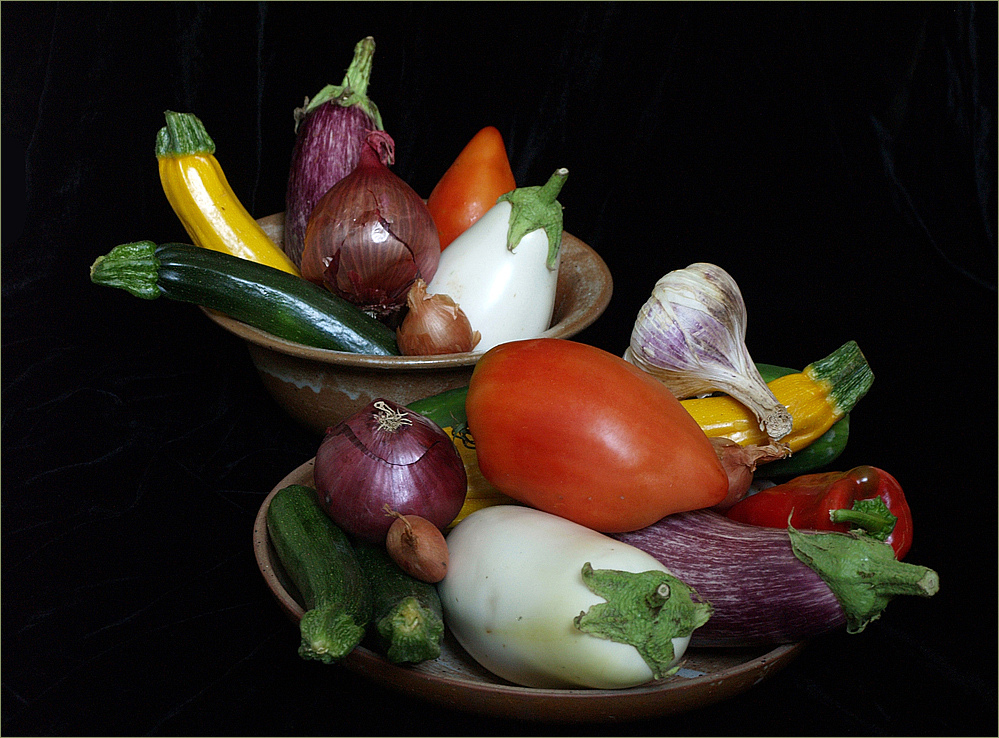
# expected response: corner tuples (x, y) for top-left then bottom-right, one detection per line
(397, 279), (482, 355)
(626, 263), (793, 441)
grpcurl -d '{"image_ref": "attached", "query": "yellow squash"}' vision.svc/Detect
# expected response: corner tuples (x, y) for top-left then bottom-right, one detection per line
(682, 340), (874, 452)
(443, 425), (518, 528)
(155, 111), (300, 275)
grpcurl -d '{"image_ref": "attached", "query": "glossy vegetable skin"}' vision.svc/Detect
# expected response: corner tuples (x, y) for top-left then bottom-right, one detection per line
(440, 505), (712, 688)
(155, 111), (300, 275)
(681, 341), (873, 453)
(89, 241), (400, 355)
(615, 508), (938, 647)
(727, 465), (913, 559)
(266, 485), (372, 662)
(465, 338), (730, 532)
(426, 126), (517, 249)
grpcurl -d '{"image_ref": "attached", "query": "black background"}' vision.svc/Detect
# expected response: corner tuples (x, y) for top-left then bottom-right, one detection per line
(3, 2), (996, 735)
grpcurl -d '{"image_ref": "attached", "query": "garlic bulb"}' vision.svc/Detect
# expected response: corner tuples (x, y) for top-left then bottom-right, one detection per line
(397, 279), (481, 355)
(625, 263), (793, 441)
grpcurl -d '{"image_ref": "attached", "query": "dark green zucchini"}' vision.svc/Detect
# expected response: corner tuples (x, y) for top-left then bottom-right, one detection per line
(754, 363), (851, 478)
(407, 386), (469, 429)
(266, 485), (373, 663)
(89, 240), (400, 355)
(352, 542), (445, 664)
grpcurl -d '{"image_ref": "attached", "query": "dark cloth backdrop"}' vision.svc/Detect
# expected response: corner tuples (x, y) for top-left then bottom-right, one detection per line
(3, 2), (996, 735)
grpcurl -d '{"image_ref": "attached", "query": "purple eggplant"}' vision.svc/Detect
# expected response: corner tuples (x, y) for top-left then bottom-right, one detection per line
(613, 509), (938, 647)
(284, 36), (384, 267)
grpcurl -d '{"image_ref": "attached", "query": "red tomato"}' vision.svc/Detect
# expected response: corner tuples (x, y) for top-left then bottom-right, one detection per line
(426, 126), (517, 250)
(465, 339), (729, 532)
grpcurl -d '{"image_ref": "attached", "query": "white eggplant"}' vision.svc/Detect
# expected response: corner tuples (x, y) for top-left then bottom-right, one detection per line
(426, 169), (567, 353)
(437, 505), (712, 689)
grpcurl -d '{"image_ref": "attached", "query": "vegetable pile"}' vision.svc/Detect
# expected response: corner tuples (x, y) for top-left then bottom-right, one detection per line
(88, 36), (939, 692)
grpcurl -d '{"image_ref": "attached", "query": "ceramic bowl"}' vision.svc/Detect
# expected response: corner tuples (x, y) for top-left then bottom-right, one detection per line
(202, 212), (613, 434)
(253, 460), (805, 722)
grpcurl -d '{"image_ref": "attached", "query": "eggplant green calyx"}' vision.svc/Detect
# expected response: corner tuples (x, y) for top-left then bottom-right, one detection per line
(90, 241), (162, 300)
(573, 562), (712, 680)
(788, 525), (938, 634)
(297, 36), (384, 131)
(498, 168), (568, 270)
(155, 111), (215, 158)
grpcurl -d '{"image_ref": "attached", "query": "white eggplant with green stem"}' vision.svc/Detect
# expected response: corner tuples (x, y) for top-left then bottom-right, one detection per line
(425, 169), (567, 353)
(437, 505), (712, 689)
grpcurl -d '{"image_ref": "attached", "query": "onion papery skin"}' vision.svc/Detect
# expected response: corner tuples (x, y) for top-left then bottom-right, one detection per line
(300, 132), (441, 321)
(313, 398), (467, 543)
(613, 509), (846, 646)
(285, 104), (375, 268)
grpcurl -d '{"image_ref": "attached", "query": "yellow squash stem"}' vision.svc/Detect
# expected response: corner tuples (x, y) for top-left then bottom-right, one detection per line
(682, 341), (874, 452)
(155, 111), (300, 275)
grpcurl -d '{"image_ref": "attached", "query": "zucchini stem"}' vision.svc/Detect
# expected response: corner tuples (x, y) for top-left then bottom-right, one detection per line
(298, 602), (367, 664)
(89, 241), (162, 300)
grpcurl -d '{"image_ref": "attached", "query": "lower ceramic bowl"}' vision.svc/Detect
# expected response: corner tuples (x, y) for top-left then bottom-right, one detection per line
(253, 458), (805, 722)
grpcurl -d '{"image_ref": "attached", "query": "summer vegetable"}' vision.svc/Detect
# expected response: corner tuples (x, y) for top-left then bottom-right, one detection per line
(301, 130), (440, 322)
(680, 340), (874, 453)
(465, 338), (730, 532)
(313, 398), (466, 543)
(753, 363), (851, 478)
(155, 111), (299, 275)
(614, 508), (938, 647)
(727, 465), (914, 559)
(626, 262), (791, 441)
(352, 540), (445, 664)
(426, 169), (568, 353)
(266, 485), (372, 663)
(88, 241), (400, 355)
(439, 505), (712, 689)
(284, 36), (384, 267)
(425, 126), (517, 250)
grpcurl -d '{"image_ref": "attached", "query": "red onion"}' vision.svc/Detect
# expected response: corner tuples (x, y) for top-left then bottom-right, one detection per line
(313, 398), (466, 543)
(284, 37), (384, 268)
(300, 130), (441, 322)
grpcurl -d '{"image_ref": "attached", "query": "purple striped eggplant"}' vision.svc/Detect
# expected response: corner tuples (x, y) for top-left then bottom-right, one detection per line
(284, 37), (384, 267)
(613, 509), (938, 647)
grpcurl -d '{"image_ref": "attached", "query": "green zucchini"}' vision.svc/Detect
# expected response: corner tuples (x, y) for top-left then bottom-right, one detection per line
(266, 485), (373, 663)
(754, 363), (851, 477)
(352, 542), (445, 664)
(407, 386), (469, 429)
(89, 240), (400, 355)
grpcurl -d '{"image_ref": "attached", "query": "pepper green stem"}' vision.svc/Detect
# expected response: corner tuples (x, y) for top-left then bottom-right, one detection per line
(573, 562), (712, 680)
(497, 168), (568, 269)
(155, 111), (215, 158)
(375, 596), (444, 664)
(298, 36), (383, 130)
(829, 497), (897, 540)
(298, 602), (367, 664)
(90, 241), (163, 300)
(805, 341), (875, 417)
(788, 526), (938, 634)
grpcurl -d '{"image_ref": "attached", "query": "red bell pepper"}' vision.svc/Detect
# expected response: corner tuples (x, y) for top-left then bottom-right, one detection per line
(725, 465), (913, 559)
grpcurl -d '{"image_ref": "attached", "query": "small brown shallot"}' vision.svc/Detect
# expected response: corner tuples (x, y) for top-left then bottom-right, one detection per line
(384, 507), (450, 583)
(709, 436), (790, 510)
(396, 279), (481, 355)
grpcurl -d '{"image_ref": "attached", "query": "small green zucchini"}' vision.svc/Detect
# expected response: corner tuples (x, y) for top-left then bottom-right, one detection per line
(266, 485), (373, 663)
(89, 240), (400, 355)
(352, 542), (445, 664)
(754, 363), (851, 478)
(407, 386), (469, 429)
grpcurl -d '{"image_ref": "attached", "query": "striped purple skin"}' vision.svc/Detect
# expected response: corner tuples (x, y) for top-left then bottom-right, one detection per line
(284, 104), (376, 268)
(613, 509), (847, 647)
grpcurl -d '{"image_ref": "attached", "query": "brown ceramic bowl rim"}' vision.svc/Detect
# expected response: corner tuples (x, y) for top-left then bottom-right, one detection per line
(201, 229), (612, 369)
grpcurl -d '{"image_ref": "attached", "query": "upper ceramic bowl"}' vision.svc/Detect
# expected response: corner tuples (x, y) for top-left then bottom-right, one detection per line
(202, 212), (613, 434)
